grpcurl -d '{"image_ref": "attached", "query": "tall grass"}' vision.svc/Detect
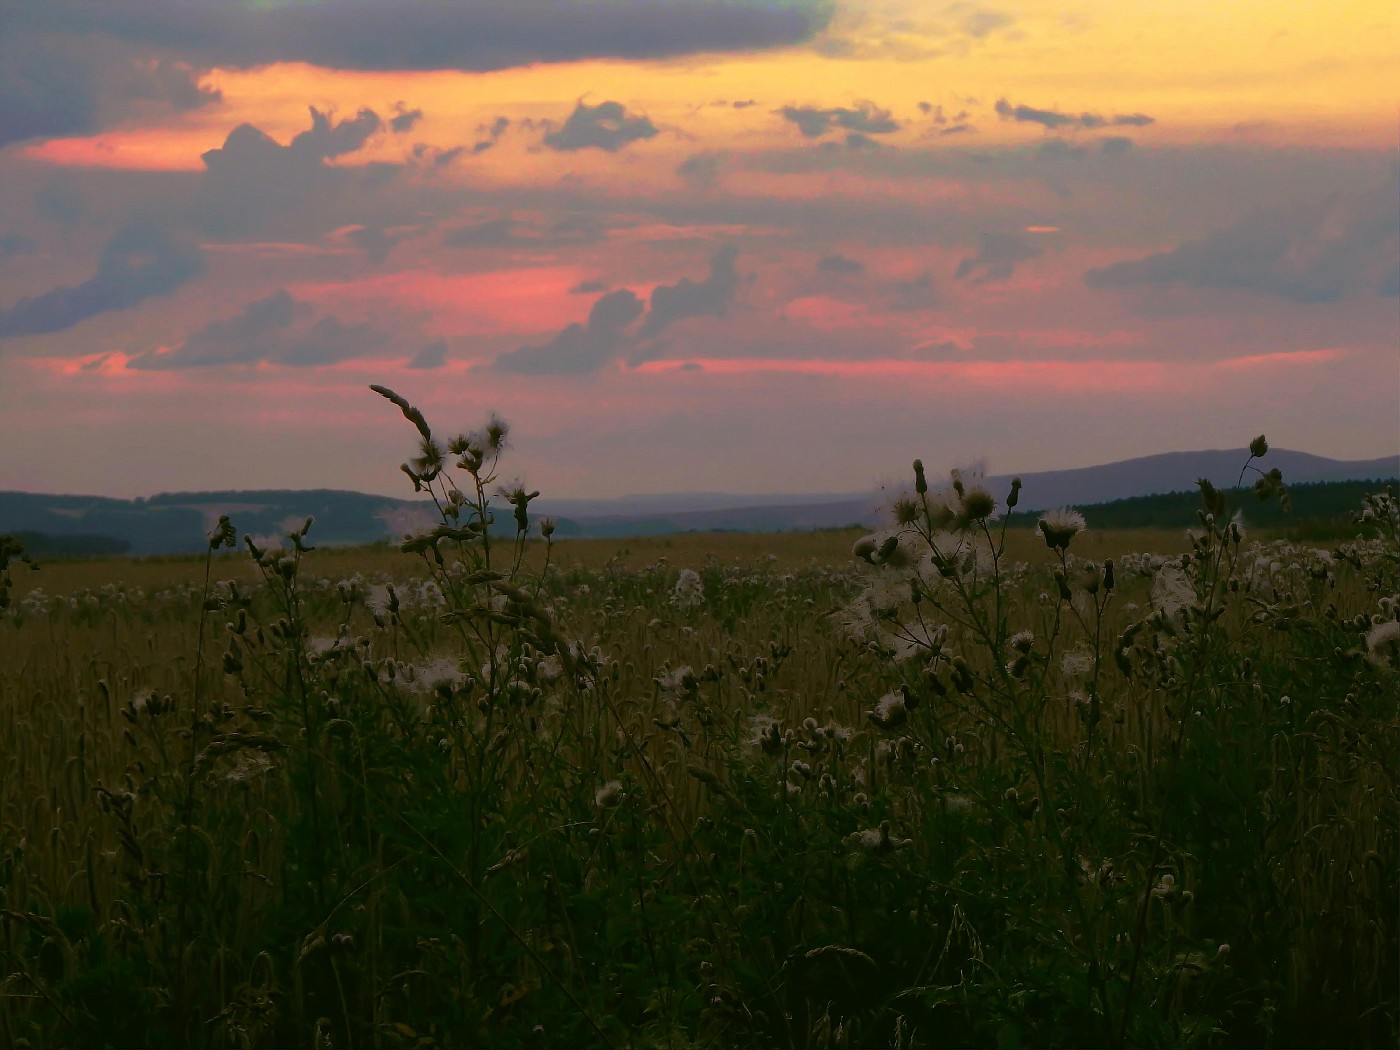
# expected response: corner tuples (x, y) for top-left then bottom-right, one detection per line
(0, 398), (1394, 1048)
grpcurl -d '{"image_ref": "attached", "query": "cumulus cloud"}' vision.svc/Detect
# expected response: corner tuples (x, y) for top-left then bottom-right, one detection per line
(778, 101), (899, 139)
(543, 100), (658, 152)
(1085, 189), (1400, 303)
(493, 288), (644, 374)
(0, 225), (203, 338)
(5, 2), (831, 73)
(194, 107), (400, 239)
(995, 98), (1154, 131)
(953, 233), (1041, 283)
(641, 245), (741, 336)
(127, 289), (386, 369)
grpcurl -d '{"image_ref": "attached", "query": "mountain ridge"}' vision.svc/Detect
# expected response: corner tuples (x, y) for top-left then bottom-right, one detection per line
(3, 448), (1395, 553)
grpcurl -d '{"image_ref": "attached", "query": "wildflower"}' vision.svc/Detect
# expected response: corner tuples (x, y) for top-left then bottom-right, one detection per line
(956, 485), (998, 529)
(400, 657), (467, 694)
(1152, 872), (1182, 903)
(536, 654), (563, 682)
(868, 690), (907, 730)
(672, 568), (704, 608)
(1060, 646), (1093, 678)
(657, 664), (698, 694)
(1152, 564), (1195, 618)
(942, 794), (975, 816)
(595, 780), (625, 807)
(1038, 508), (1086, 551)
(852, 533), (880, 563)
(1009, 629), (1035, 654)
(890, 621), (946, 662)
(1365, 620), (1400, 668)
(846, 820), (911, 853)
(223, 750), (274, 786)
(866, 573), (911, 615)
(365, 583), (395, 618)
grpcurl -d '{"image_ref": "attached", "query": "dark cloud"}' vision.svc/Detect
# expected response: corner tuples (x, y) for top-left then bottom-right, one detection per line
(493, 288), (644, 374)
(641, 245), (741, 336)
(995, 98), (1155, 131)
(292, 107), (382, 158)
(127, 289), (386, 369)
(347, 225), (406, 265)
(389, 103), (423, 133)
(472, 115), (510, 152)
(817, 253), (865, 275)
(778, 101), (899, 139)
(676, 151), (729, 186)
(4, 2), (832, 73)
(0, 32), (220, 147)
(1100, 136), (1134, 156)
(195, 107), (398, 238)
(442, 218), (517, 249)
(408, 339), (448, 369)
(953, 233), (1041, 283)
(418, 144), (466, 167)
(570, 279), (609, 294)
(0, 225), (203, 338)
(1085, 189), (1400, 303)
(543, 100), (658, 152)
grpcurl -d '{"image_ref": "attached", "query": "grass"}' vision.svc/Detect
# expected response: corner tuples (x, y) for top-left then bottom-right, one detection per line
(0, 402), (1394, 1049)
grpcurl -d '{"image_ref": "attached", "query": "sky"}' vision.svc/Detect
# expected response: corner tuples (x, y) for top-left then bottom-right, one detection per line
(1, 0), (1396, 500)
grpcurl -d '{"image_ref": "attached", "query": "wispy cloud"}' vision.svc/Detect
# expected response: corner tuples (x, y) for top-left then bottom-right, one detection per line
(995, 98), (1154, 131)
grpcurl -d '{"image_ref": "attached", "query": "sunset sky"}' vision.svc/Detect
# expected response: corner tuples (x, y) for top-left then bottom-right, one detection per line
(1, 0), (1396, 500)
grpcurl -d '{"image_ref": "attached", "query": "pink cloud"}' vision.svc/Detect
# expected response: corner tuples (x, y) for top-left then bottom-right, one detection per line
(290, 266), (599, 338)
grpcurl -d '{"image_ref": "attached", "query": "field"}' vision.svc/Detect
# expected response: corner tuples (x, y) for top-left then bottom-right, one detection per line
(1, 406), (1396, 1048)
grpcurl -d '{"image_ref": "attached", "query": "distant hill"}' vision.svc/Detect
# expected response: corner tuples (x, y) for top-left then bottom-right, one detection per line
(1006, 477), (1398, 534)
(2, 448), (1395, 554)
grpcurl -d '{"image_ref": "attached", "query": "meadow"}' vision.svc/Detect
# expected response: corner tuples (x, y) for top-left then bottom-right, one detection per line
(0, 393), (1395, 1049)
